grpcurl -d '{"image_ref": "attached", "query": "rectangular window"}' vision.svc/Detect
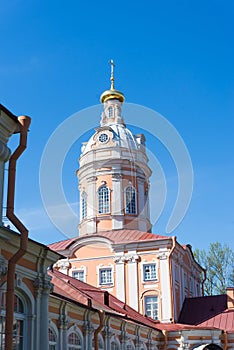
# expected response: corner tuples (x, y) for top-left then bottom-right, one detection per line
(144, 296), (158, 320)
(72, 270), (85, 282)
(143, 264), (157, 281)
(99, 268), (113, 285)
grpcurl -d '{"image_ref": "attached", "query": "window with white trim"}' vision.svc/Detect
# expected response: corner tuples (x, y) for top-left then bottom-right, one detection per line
(125, 186), (137, 214)
(108, 106), (113, 118)
(68, 332), (82, 350)
(143, 263), (157, 281)
(49, 327), (57, 350)
(81, 192), (87, 220)
(144, 295), (158, 320)
(99, 268), (113, 285)
(72, 270), (85, 282)
(0, 293), (25, 350)
(98, 186), (110, 214)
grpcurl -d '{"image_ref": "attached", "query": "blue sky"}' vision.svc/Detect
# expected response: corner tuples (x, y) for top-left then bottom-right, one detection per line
(1, 0), (233, 250)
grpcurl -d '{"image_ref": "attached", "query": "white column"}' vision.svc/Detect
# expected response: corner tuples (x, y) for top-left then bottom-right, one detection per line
(127, 253), (139, 311)
(114, 255), (126, 302)
(86, 176), (97, 234)
(159, 253), (172, 322)
(137, 177), (145, 218)
(34, 277), (53, 350)
(112, 172), (124, 229)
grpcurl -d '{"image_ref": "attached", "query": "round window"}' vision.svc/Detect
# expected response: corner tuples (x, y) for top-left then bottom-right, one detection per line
(98, 133), (109, 143)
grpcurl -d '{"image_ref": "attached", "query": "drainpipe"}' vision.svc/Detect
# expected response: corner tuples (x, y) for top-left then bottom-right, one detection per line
(223, 331), (228, 350)
(5, 115), (31, 350)
(168, 236), (176, 323)
(94, 310), (105, 350)
(161, 330), (168, 350)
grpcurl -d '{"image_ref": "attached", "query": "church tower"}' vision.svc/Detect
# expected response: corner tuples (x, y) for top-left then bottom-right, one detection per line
(77, 61), (152, 235)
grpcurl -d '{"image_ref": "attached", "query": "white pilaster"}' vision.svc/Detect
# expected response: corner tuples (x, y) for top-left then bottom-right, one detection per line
(159, 252), (172, 322)
(114, 255), (126, 302)
(137, 177), (145, 218)
(86, 176), (97, 234)
(127, 252), (139, 311)
(112, 171), (124, 229)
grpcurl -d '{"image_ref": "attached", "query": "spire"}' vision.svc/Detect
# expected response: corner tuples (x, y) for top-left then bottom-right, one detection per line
(100, 60), (125, 103)
(110, 59), (115, 90)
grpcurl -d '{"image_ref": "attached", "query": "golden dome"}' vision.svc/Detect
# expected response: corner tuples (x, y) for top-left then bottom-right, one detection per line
(100, 88), (125, 103)
(100, 59), (125, 103)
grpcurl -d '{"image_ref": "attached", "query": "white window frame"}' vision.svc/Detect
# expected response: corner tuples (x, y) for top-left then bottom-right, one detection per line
(98, 186), (110, 214)
(141, 260), (158, 283)
(99, 268), (113, 285)
(67, 326), (83, 350)
(48, 326), (57, 350)
(124, 186), (137, 214)
(142, 263), (157, 281)
(68, 331), (82, 350)
(72, 270), (85, 282)
(144, 295), (159, 320)
(97, 264), (114, 286)
(0, 287), (33, 350)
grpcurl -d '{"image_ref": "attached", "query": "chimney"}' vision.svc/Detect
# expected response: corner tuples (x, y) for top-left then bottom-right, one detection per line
(226, 287), (234, 309)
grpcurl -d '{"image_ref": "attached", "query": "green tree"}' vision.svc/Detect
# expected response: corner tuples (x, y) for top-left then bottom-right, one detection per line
(194, 242), (234, 296)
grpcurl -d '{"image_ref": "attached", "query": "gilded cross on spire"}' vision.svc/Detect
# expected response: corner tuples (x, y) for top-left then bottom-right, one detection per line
(110, 59), (115, 90)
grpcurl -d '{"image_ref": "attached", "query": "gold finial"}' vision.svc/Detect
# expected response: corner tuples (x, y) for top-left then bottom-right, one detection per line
(100, 59), (125, 103)
(110, 59), (115, 90)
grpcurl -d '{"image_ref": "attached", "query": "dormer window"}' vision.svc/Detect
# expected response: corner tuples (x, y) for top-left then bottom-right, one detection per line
(108, 106), (113, 118)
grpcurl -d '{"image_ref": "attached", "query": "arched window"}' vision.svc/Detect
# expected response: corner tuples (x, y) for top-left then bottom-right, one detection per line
(144, 295), (158, 320)
(125, 186), (137, 214)
(98, 186), (110, 214)
(111, 341), (120, 350)
(68, 332), (82, 350)
(48, 327), (57, 350)
(126, 342), (135, 350)
(81, 191), (87, 219)
(0, 293), (25, 349)
(108, 106), (113, 118)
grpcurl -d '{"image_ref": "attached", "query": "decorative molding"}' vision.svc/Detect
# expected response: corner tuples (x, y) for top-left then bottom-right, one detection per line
(112, 173), (122, 180)
(127, 254), (140, 263)
(33, 277), (54, 293)
(113, 255), (127, 264)
(87, 176), (97, 183)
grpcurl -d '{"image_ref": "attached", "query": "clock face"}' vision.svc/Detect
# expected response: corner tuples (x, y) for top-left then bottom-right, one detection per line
(98, 133), (109, 143)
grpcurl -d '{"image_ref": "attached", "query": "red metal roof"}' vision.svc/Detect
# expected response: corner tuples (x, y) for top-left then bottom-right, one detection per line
(49, 270), (221, 333)
(49, 269), (163, 329)
(178, 294), (234, 332)
(198, 309), (234, 333)
(48, 230), (169, 251)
